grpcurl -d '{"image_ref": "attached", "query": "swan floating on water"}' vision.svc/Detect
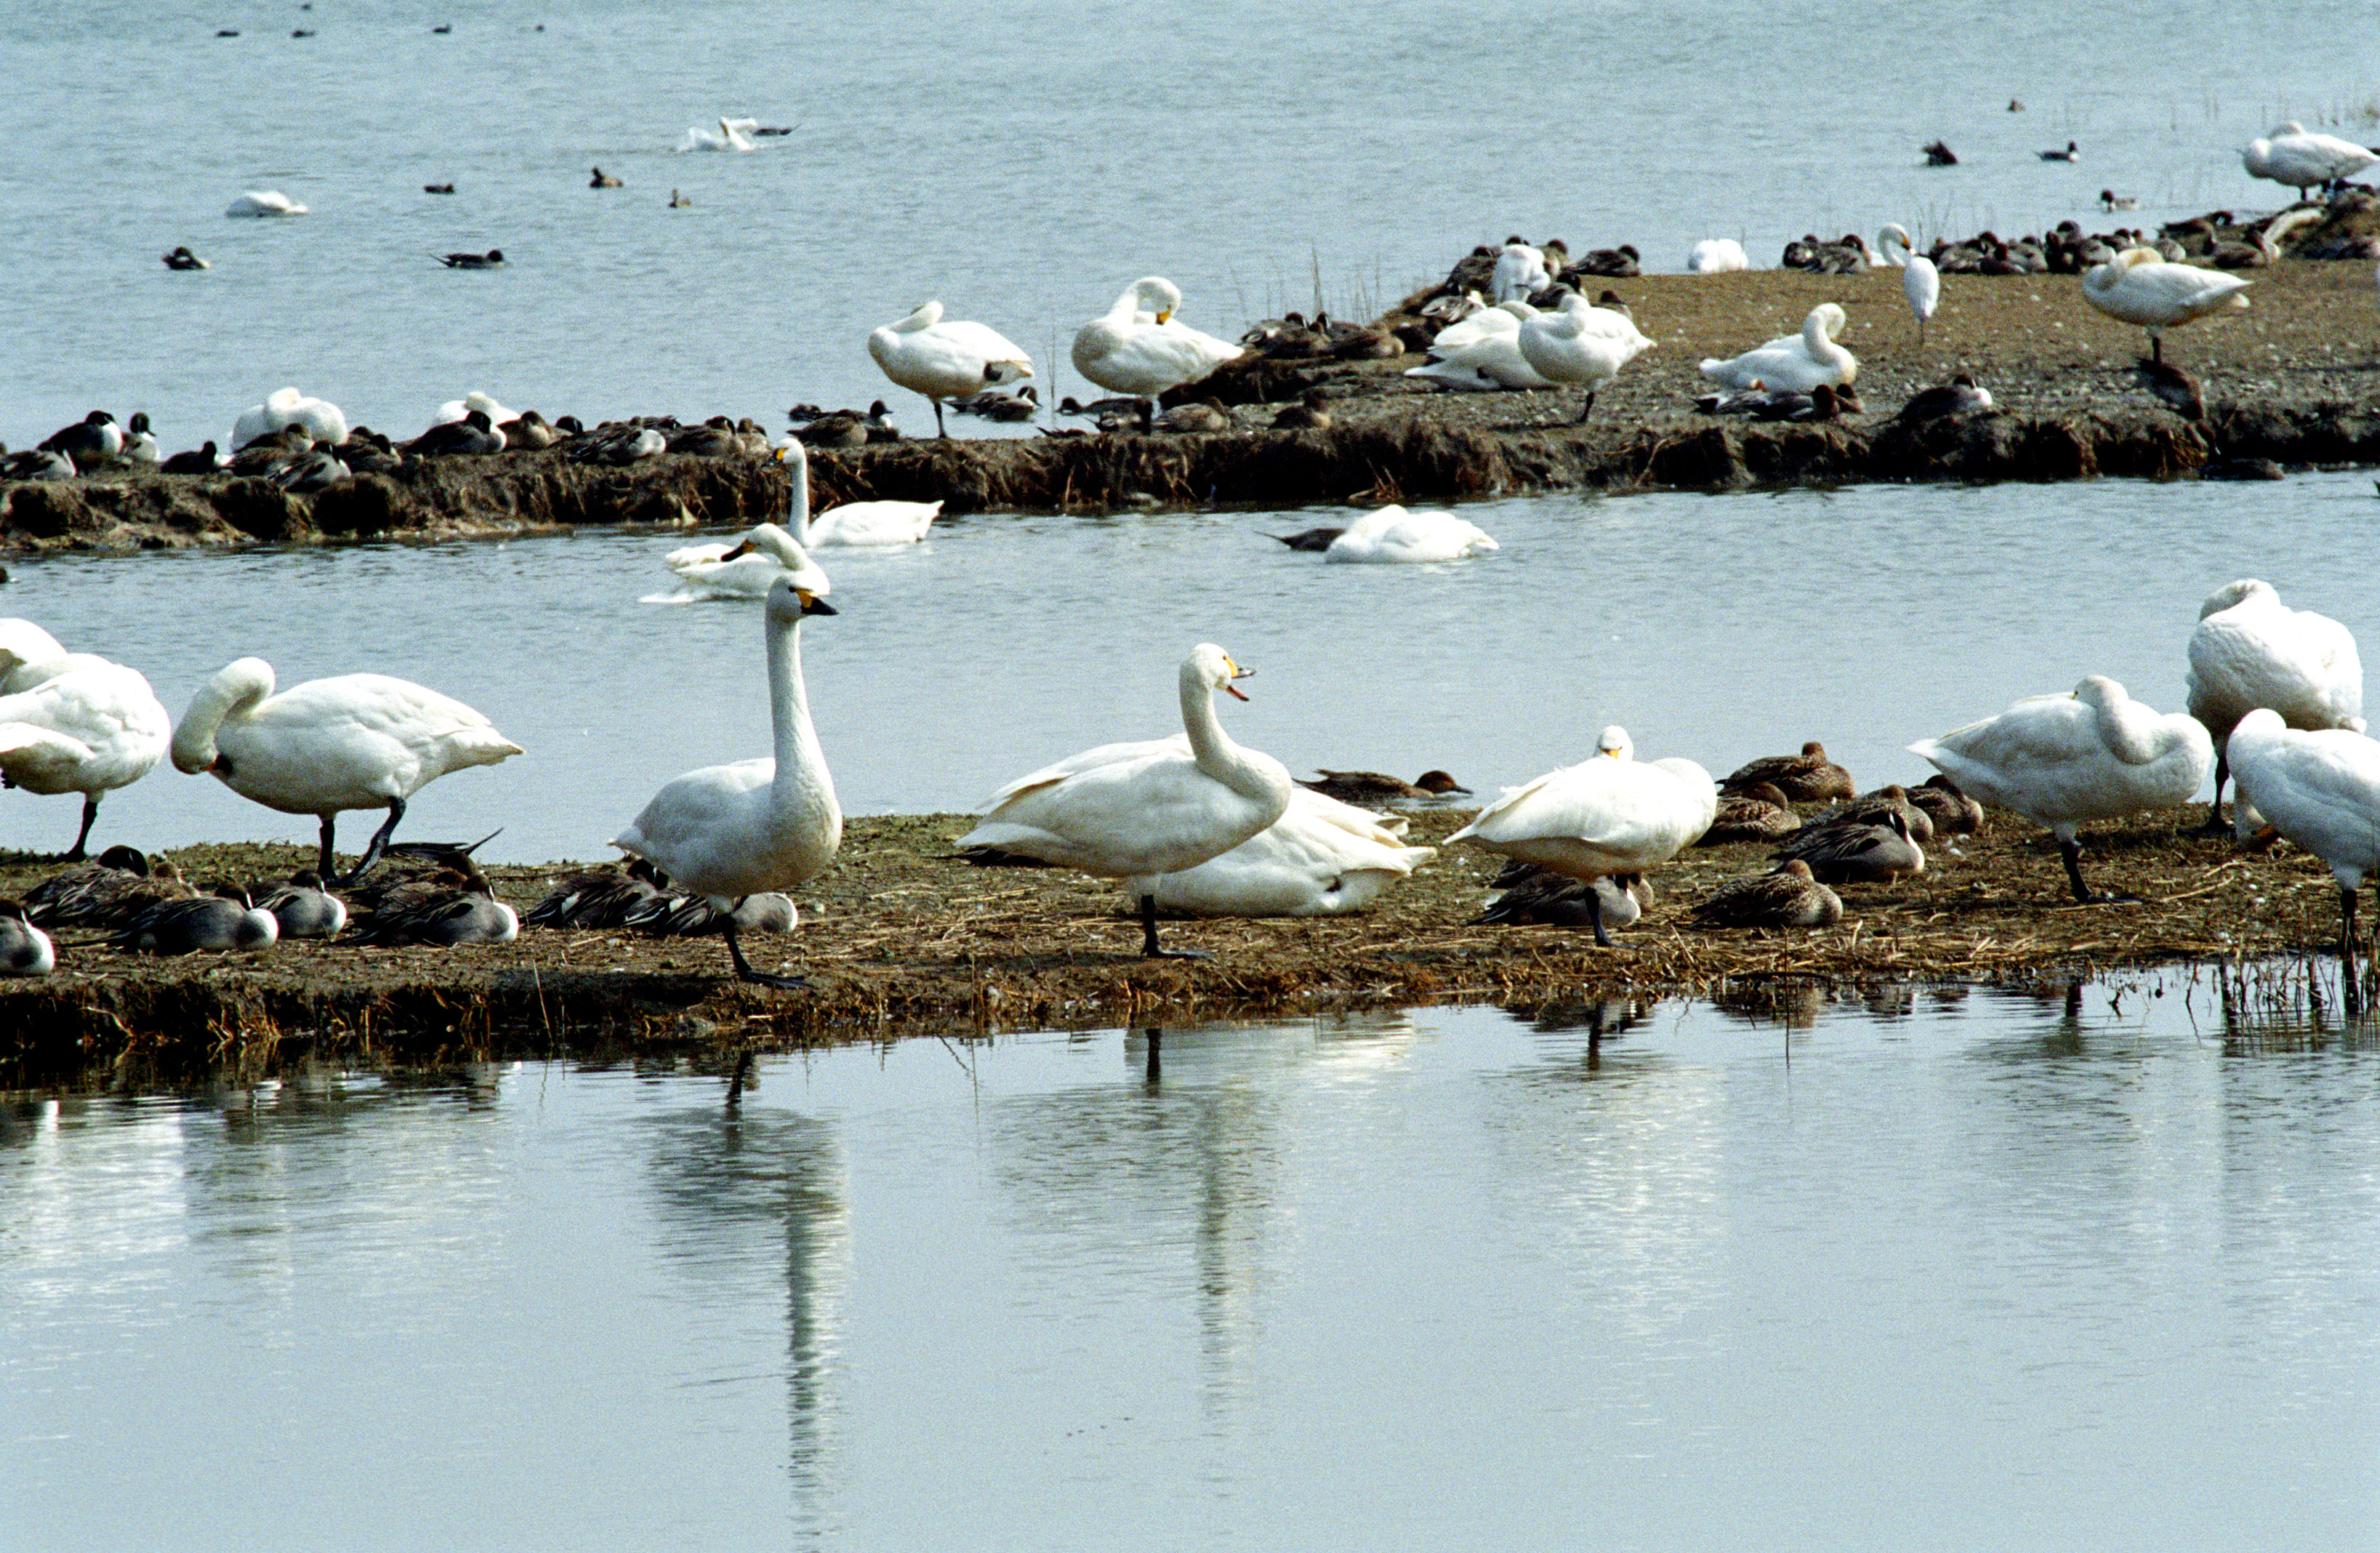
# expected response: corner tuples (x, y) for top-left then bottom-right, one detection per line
(1908, 675), (2211, 902)
(2185, 578), (2365, 828)
(614, 567), (842, 989)
(0, 633), (171, 859)
(225, 190), (306, 217)
(171, 658), (524, 883)
(1141, 786), (1436, 917)
(776, 438), (940, 545)
(1322, 505), (1500, 563)
(867, 299), (1034, 438)
(1447, 725), (1718, 947)
(680, 117), (755, 152)
(1071, 277), (1245, 404)
(957, 643), (1293, 958)
(1698, 302), (1858, 393)
(2080, 249), (2250, 363)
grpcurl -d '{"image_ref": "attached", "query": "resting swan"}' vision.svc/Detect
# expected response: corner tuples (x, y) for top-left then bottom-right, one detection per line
(1699, 303), (1858, 393)
(1141, 786), (1436, 917)
(171, 658), (524, 883)
(2242, 122), (2380, 198)
(2186, 578), (2364, 827)
(2080, 249), (2250, 363)
(0, 640), (171, 859)
(1322, 505), (1500, 563)
(1070, 277), (1244, 402)
(232, 387), (347, 450)
(1447, 725), (1718, 947)
(1403, 321), (1555, 391)
(2227, 708), (2380, 1004)
(1878, 225), (1941, 348)
(1686, 238), (1750, 274)
(614, 567), (842, 989)
(225, 190), (306, 217)
(1908, 675), (2211, 902)
(957, 643), (1293, 958)
(1515, 289), (1655, 421)
(867, 300), (1034, 437)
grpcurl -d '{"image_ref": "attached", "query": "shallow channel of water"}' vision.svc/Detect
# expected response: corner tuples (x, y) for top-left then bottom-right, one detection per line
(5, 971), (2376, 1551)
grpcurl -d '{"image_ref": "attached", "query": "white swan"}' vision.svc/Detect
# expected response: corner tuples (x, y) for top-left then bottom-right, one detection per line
(1142, 786), (1436, 917)
(1698, 302), (1858, 392)
(2081, 248), (2251, 363)
(646, 523), (811, 603)
(0, 619), (66, 678)
(433, 390), (517, 427)
(171, 658), (524, 883)
(1427, 297), (1532, 353)
(957, 643), (1293, 958)
(774, 438), (939, 545)
(1323, 505), (1500, 563)
(1070, 277), (1244, 402)
(1686, 238), (1750, 274)
(1879, 225), (1942, 348)
(1516, 289), (1656, 421)
(2242, 121), (2380, 198)
(0, 643), (171, 859)
(1402, 323), (1555, 391)
(867, 299), (1034, 437)
(1908, 675), (2211, 902)
(680, 117), (756, 152)
(232, 387), (347, 450)
(2187, 578), (2365, 827)
(1446, 724), (1718, 947)
(614, 566), (841, 988)
(2226, 707), (2380, 999)
(225, 190), (306, 217)
(1489, 239), (1549, 302)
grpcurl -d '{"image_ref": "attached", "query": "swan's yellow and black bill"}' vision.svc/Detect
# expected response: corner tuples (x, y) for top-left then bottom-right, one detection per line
(797, 590), (836, 617)
(1224, 658), (1253, 701)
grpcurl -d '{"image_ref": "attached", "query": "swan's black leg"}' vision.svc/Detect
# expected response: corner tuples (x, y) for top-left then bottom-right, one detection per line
(333, 799), (406, 887)
(2342, 886), (2364, 1016)
(1143, 1027), (1162, 1084)
(316, 816), (341, 880)
(1575, 390), (1598, 425)
(725, 915), (808, 990)
(931, 399), (948, 439)
(2059, 836), (2142, 904)
(1140, 894), (1210, 960)
(64, 795), (100, 862)
(2195, 750), (2232, 834)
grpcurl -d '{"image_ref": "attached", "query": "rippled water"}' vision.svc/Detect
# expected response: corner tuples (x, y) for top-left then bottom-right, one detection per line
(6, 976), (2376, 1550)
(3, 0), (2373, 449)
(4, 468), (2373, 864)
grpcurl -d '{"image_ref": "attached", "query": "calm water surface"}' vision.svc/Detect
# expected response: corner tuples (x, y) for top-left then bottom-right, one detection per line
(6, 976), (2377, 1550)
(4, 470), (2373, 864)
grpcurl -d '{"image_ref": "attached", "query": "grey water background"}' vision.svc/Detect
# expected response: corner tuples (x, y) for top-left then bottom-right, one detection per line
(7, 986), (2378, 1550)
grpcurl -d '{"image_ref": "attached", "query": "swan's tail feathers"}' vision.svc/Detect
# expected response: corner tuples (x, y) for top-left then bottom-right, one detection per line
(453, 729), (526, 765)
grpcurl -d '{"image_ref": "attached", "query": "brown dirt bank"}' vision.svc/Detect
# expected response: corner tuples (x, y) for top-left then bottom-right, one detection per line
(1, 803), (2361, 1088)
(7, 262), (2377, 555)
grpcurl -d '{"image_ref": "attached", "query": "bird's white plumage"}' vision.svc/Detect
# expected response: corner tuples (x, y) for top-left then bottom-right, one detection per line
(614, 572), (843, 907)
(957, 644), (1292, 899)
(1322, 505), (1500, 563)
(232, 387), (347, 449)
(0, 652), (171, 808)
(2081, 249), (2251, 336)
(1402, 324), (1554, 390)
(171, 658), (522, 819)
(867, 300), (1034, 420)
(1070, 277), (1243, 399)
(776, 439), (938, 546)
(1516, 291), (1655, 396)
(2242, 122), (2380, 196)
(1907, 675), (2211, 843)
(647, 521), (833, 603)
(1142, 787), (1435, 916)
(1698, 302), (1858, 391)
(1879, 225), (1941, 340)
(2186, 578), (2364, 747)
(1447, 726), (1718, 881)
(2227, 709), (2380, 888)
(1686, 238), (1750, 274)
(225, 190), (306, 217)
(1489, 241), (1549, 302)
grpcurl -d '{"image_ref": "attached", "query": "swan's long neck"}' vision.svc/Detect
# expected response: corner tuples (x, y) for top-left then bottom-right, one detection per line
(172, 658), (272, 774)
(2086, 684), (2164, 766)
(767, 611), (838, 820)
(784, 443), (812, 547)
(1179, 667), (1270, 800)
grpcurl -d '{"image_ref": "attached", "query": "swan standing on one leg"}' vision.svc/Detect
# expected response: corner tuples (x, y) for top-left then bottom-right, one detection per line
(1446, 725), (1718, 948)
(2226, 707), (2380, 1009)
(1070, 277), (1245, 406)
(1515, 289), (1655, 422)
(2081, 249), (2251, 364)
(2186, 577), (2365, 830)
(1698, 303), (1859, 393)
(957, 644), (1293, 958)
(1878, 225), (1941, 349)
(614, 568), (843, 990)
(867, 300), (1034, 438)
(0, 635), (171, 859)
(1908, 675), (2211, 902)
(171, 659), (523, 883)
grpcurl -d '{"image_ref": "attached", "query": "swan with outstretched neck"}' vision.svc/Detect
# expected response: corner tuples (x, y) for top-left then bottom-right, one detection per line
(171, 659), (523, 883)
(958, 643), (1293, 958)
(614, 566), (842, 989)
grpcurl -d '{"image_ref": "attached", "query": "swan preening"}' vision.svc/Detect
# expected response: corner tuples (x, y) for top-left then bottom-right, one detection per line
(957, 643), (1293, 958)
(1322, 505), (1499, 563)
(867, 300), (1034, 438)
(1489, 239), (1550, 302)
(614, 567), (842, 989)
(170, 658), (524, 883)
(1447, 726), (1718, 947)
(2227, 708), (2380, 1004)
(1909, 675), (2211, 902)
(680, 117), (756, 152)
(1698, 303), (1858, 393)
(1070, 277), (1245, 404)
(0, 626), (171, 859)
(2241, 121), (2380, 198)
(2186, 579), (2364, 827)
(2081, 249), (2250, 363)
